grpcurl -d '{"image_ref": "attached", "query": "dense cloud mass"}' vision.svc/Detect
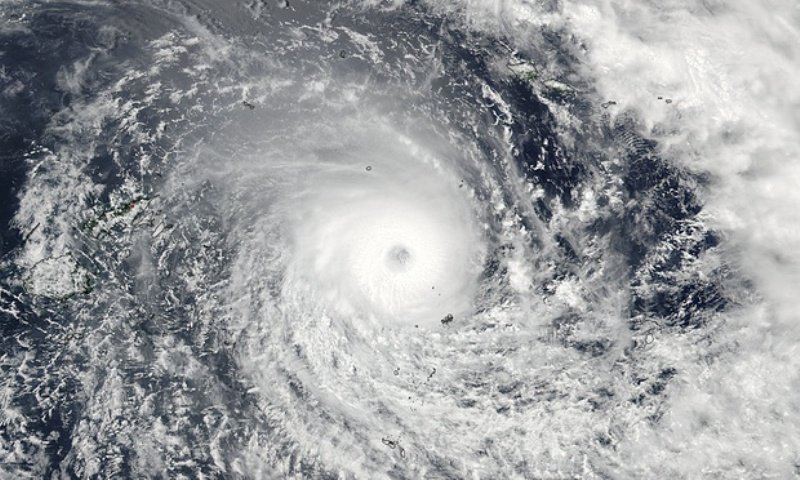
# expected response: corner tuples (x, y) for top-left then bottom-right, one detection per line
(1, 0), (799, 478)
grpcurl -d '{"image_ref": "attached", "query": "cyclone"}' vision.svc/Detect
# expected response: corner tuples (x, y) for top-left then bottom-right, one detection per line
(284, 119), (485, 328)
(2, 0), (800, 479)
